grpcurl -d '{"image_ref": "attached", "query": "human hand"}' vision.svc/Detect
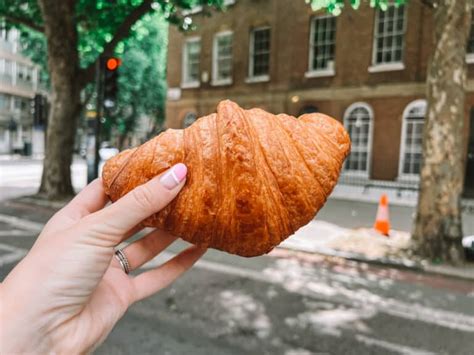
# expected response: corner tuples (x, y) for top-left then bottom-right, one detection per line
(0, 163), (206, 353)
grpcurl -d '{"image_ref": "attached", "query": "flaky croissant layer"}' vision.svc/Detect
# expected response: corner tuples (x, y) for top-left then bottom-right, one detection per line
(103, 100), (350, 256)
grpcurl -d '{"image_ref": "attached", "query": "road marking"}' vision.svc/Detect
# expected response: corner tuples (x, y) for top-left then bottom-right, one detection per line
(0, 243), (28, 267)
(0, 214), (43, 232)
(144, 252), (474, 333)
(0, 230), (38, 237)
(355, 334), (436, 355)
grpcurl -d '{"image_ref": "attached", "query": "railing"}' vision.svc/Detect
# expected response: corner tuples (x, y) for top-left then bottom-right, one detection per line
(338, 173), (419, 195)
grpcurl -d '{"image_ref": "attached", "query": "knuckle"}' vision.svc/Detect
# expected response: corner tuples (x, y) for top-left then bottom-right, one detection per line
(131, 185), (155, 211)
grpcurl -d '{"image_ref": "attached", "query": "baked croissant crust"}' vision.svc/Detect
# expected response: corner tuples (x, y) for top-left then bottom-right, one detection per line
(102, 100), (350, 257)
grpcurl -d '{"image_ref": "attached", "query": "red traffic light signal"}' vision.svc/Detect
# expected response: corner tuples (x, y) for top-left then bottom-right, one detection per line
(106, 57), (121, 71)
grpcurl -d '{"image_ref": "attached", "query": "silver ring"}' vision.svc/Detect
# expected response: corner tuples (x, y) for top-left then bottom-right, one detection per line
(114, 248), (131, 274)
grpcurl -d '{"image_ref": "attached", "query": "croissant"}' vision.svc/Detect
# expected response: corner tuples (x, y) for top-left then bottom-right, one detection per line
(102, 100), (350, 257)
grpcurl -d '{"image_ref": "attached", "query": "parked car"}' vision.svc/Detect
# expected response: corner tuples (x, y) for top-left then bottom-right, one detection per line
(99, 142), (119, 161)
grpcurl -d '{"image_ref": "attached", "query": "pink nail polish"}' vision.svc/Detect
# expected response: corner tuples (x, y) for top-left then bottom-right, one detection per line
(160, 163), (188, 190)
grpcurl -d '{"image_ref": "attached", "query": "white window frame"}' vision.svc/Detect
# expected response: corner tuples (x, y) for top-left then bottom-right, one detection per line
(212, 30), (233, 86)
(342, 102), (374, 178)
(368, 4), (406, 73)
(398, 99), (427, 181)
(182, 0), (235, 15)
(305, 14), (336, 78)
(246, 26), (271, 83)
(181, 36), (201, 89)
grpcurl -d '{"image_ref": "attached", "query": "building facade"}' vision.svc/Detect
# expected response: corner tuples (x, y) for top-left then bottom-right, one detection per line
(0, 26), (43, 155)
(165, 0), (474, 196)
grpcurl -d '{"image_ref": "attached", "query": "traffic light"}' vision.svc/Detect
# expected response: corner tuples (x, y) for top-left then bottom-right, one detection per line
(103, 56), (121, 108)
(33, 94), (47, 127)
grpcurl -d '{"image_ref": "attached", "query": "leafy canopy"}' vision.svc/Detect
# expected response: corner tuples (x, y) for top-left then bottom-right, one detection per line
(1, 0), (227, 72)
(307, 0), (407, 15)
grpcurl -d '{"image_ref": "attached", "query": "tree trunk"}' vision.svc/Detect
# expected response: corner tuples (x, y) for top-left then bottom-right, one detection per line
(413, 0), (471, 264)
(37, 0), (82, 199)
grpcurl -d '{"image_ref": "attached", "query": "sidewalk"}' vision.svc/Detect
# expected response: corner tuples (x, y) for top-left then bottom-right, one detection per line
(281, 219), (474, 281)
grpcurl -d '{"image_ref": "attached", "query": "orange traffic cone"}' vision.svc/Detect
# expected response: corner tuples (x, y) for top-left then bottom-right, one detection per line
(374, 194), (390, 236)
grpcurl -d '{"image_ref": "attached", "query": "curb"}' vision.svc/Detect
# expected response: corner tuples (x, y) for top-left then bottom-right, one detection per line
(12, 196), (70, 210)
(301, 247), (474, 282)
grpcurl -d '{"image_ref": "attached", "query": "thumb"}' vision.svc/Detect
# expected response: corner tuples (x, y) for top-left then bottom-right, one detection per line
(85, 163), (187, 243)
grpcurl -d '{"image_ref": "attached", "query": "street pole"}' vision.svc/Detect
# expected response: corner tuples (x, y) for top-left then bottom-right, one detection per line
(87, 58), (104, 183)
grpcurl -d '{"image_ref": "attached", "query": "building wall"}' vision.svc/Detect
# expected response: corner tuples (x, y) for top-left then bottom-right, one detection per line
(0, 27), (42, 155)
(165, 0), (473, 184)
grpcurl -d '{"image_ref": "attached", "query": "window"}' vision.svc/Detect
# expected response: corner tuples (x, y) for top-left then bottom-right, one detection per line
(248, 27), (270, 81)
(399, 100), (426, 177)
(0, 59), (12, 76)
(182, 112), (197, 128)
(182, 37), (201, 88)
(212, 31), (233, 85)
(17, 64), (24, 80)
(343, 103), (373, 174)
(307, 15), (336, 76)
(467, 9), (474, 62)
(298, 105), (318, 116)
(13, 96), (28, 110)
(16, 64), (32, 82)
(371, 5), (406, 70)
(0, 94), (10, 110)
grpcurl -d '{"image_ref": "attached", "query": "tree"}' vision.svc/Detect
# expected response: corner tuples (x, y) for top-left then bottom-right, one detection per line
(0, 0), (225, 199)
(309, 0), (471, 264)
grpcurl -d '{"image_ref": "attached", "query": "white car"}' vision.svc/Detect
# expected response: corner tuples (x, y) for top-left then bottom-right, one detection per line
(99, 143), (119, 161)
(462, 235), (474, 260)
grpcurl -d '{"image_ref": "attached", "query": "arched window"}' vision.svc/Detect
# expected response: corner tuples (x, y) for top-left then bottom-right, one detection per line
(182, 112), (197, 128)
(343, 103), (373, 174)
(399, 100), (426, 176)
(298, 105), (318, 116)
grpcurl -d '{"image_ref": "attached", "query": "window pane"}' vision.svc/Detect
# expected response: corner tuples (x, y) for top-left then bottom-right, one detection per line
(184, 40), (201, 83)
(215, 33), (233, 81)
(310, 16), (336, 71)
(374, 5), (405, 64)
(251, 28), (270, 76)
(401, 103), (426, 175)
(344, 105), (372, 172)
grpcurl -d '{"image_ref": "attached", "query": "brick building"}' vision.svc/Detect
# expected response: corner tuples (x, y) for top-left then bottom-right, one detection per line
(0, 26), (44, 155)
(165, 0), (474, 197)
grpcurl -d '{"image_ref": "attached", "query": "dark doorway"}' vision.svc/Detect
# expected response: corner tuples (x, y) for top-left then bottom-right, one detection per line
(464, 108), (474, 197)
(298, 105), (318, 116)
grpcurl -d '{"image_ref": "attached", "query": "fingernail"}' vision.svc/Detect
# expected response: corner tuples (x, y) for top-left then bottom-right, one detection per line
(160, 163), (187, 190)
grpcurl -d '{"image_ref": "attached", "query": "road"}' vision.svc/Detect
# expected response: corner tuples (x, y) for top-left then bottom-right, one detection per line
(0, 171), (473, 354)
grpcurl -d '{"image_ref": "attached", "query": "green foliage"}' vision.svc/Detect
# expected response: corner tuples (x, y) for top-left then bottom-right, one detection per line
(103, 13), (168, 140)
(19, 29), (49, 87)
(1, 0), (225, 139)
(0, 0), (225, 69)
(307, 0), (406, 15)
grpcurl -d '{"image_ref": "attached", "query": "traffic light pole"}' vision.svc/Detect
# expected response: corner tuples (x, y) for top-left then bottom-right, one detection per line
(87, 58), (104, 183)
(94, 57), (104, 180)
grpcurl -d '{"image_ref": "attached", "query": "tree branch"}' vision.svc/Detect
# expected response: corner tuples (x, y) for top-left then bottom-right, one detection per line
(79, 0), (154, 87)
(2, 14), (45, 32)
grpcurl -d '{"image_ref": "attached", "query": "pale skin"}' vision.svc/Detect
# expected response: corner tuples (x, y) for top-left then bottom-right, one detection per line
(0, 165), (205, 353)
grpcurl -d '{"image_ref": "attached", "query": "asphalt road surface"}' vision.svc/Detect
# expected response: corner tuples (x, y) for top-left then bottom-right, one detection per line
(0, 199), (473, 354)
